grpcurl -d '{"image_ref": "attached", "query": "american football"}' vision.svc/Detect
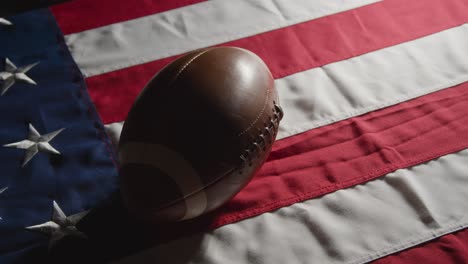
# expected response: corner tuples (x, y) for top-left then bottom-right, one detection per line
(119, 47), (283, 223)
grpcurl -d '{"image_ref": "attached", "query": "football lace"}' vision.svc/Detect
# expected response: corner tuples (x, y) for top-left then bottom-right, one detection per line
(239, 101), (284, 171)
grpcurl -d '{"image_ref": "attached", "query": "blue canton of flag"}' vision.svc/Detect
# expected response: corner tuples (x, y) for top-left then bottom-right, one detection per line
(0, 9), (119, 263)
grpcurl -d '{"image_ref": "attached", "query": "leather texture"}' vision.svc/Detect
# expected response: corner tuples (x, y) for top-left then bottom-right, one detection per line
(119, 47), (283, 223)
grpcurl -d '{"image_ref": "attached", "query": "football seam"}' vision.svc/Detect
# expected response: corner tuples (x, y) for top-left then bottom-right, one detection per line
(170, 48), (212, 87)
(237, 85), (270, 137)
(138, 47), (275, 217)
(124, 48), (216, 217)
(172, 47), (272, 138)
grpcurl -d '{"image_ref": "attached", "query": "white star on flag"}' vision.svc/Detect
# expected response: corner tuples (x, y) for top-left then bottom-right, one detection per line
(0, 58), (39, 96)
(0, 18), (12, 26)
(4, 124), (65, 167)
(0, 187), (7, 220)
(26, 201), (89, 250)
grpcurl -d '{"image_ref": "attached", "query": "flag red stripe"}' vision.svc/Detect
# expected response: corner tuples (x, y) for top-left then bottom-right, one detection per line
(85, 0), (468, 124)
(374, 228), (468, 264)
(51, 0), (206, 35)
(208, 83), (468, 228)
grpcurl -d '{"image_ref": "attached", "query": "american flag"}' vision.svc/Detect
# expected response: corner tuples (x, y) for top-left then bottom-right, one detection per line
(1, 0), (468, 263)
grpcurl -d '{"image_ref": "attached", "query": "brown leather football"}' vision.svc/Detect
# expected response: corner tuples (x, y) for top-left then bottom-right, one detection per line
(119, 46), (283, 223)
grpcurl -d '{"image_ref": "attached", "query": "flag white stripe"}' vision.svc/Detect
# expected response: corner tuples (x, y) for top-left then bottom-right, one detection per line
(277, 23), (468, 139)
(113, 148), (468, 264)
(105, 24), (468, 142)
(65, 0), (380, 77)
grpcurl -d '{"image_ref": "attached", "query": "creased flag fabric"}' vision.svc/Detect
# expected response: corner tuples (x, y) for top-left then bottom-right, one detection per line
(0, 10), (118, 264)
(1, 0), (468, 263)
